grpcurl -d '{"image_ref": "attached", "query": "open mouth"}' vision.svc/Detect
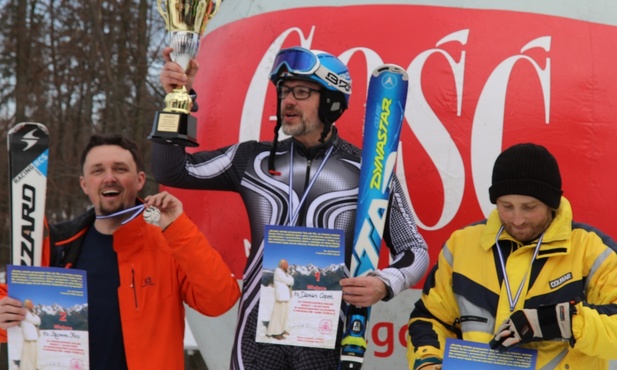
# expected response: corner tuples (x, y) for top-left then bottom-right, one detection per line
(102, 189), (121, 197)
(283, 109), (299, 119)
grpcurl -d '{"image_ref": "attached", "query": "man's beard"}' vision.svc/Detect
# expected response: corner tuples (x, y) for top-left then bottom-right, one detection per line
(282, 121), (307, 137)
(98, 202), (125, 216)
(503, 215), (553, 244)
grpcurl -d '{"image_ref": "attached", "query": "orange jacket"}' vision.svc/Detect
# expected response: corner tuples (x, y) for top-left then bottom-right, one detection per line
(1, 208), (240, 369)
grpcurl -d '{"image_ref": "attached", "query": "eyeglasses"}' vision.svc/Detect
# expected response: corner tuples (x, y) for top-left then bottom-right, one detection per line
(277, 85), (321, 100)
(270, 47), (320, 77)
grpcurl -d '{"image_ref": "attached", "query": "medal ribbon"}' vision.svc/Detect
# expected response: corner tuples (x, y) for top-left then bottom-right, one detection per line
(287, 145), (334, 226)
(495, 225), (544, 312)
(96, 204), (145, 225)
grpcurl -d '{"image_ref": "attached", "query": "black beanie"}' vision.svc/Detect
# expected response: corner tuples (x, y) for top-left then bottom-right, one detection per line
(488, 143), (563, 209)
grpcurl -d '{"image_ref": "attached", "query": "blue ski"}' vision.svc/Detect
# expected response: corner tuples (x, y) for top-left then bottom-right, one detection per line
(340, 65), (409, 369)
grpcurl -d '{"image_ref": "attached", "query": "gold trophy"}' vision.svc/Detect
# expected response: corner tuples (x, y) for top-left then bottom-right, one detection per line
(149, 0), (221, 147)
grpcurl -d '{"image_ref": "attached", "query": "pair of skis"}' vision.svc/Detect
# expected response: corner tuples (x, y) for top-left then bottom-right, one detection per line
(340, 65), (409, 369)
(7, 122), (48, 267)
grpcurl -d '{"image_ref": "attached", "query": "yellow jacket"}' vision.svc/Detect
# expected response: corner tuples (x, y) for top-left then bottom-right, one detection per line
(407, 197), (617, 370)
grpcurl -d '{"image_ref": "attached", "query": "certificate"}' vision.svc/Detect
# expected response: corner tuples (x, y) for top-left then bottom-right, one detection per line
(443, 338), (537, 369)
(7, 265), (88, 370)
(256, 225), (345, 349)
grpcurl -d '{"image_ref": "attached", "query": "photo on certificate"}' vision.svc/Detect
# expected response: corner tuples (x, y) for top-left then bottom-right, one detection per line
(257, 225), (345, 349)
(7, 265), (88, 370)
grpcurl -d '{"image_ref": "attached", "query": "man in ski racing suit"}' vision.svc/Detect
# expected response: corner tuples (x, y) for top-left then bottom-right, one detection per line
(153, 46), (430, 369)
(0, 134), (240, 370)
(407, 143), (617, 370)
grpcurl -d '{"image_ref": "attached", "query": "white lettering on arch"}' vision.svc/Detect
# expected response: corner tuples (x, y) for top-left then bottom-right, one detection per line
(471, 36), (551, 216)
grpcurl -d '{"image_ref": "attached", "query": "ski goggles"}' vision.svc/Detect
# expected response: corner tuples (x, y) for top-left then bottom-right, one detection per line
(270, 47), (351, 94)
(270, 47), (320, 77)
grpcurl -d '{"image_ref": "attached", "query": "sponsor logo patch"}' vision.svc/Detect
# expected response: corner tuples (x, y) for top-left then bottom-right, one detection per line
(549, 272), (572, 289)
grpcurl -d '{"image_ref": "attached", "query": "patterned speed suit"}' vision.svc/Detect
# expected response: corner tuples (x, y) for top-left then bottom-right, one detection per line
(151, 127), (429, 370)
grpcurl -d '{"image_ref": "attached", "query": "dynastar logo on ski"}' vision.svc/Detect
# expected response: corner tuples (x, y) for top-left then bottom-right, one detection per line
(341, 65), (409, 369)
(8, 122), (50, 267)
(370, 98), (392, 190)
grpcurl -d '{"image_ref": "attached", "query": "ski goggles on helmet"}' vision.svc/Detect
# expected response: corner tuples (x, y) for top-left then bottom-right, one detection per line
(270, 47), (350, 95)
(270, 47), (320, 77)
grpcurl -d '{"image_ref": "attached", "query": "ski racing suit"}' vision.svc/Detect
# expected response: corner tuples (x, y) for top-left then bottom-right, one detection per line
(152, 127), (429, 370)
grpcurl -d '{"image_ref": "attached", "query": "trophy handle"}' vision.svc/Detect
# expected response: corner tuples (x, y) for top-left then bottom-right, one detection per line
(198, 0), (221, 34)
(209, 0), (222, 19)
(157, 0), (170, 31)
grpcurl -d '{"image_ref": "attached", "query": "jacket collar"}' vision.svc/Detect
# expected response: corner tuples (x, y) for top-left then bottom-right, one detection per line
(50, 199), (148, 267)
(291, 126), (339, 159)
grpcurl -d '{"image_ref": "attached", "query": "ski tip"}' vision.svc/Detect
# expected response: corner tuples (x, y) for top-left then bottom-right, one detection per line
(372, 64), (408, 79)
(9, 122), (49, 134)
(7, 122), (50, 150)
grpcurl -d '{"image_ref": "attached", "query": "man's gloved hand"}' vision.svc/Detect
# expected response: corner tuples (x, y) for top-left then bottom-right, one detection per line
(490, 302), (574, 351)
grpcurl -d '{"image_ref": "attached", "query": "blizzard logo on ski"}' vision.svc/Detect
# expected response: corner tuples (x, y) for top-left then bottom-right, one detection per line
(19, 184), (37, 266)
(370, 98), (392, 190)
(21, 129), (41, 151)
(549, 272), (572, 289)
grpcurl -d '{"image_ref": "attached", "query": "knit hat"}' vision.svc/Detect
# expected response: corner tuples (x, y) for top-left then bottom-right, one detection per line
(489, 143), (563, 209)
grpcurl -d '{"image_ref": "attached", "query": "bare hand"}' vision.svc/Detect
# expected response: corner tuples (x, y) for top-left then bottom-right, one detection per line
(0, 297), (26, 330)
(160, 47), (199, 93)
(339, 276), (387, 307)
(143, 191), (183, 230)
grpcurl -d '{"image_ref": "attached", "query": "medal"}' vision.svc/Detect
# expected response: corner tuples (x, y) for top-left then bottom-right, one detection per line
(143, 206), (161, 225)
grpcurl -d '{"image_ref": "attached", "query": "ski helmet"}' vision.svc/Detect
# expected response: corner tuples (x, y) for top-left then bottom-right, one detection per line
(270, 46), (352, 124)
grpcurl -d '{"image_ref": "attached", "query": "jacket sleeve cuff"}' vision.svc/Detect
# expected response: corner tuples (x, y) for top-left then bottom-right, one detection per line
(570, 302), (583, 345)
(414, 356), (442, 369)
(189, 89), (198, 112)
(369, 268), (406, 300)
(367, 271), (394, 301)
(162, 213), (193, 242)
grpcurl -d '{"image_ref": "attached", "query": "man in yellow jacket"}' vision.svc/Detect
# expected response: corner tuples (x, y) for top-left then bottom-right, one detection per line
(0, 134), (241, 370)
(407, 143), (617, 370)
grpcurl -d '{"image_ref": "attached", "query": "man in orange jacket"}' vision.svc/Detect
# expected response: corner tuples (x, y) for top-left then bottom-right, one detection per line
(0, 133), (240, 369)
